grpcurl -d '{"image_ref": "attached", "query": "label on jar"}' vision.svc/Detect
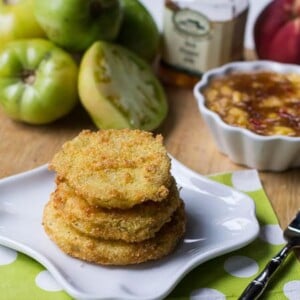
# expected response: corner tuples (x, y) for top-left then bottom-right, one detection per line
(161, 6), (247, 75)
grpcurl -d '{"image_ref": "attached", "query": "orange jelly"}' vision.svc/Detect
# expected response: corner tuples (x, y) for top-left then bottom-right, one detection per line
(203, 71), (300, 136)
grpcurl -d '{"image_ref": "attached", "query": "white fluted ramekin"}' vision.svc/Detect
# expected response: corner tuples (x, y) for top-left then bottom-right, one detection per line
(193, 60), (300, 171)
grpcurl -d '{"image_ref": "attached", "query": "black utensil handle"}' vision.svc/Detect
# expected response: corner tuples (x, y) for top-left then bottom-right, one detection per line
(239, 244), (292, 300)
(239, 280), (265, 300)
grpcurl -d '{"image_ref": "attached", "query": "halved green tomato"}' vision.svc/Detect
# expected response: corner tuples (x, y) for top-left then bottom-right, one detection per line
(78, 41), (168, 130)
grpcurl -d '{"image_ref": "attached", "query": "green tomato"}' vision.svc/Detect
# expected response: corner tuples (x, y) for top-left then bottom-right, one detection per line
(78, 41), (168, 130)
(0, 0), (46, 50)
(0, 39), (79, 124)
(117, 0), (160, 62)
(34, 0), (123, 53)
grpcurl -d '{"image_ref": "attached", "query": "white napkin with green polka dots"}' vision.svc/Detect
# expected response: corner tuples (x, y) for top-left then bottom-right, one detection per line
(169, 170), (300, 300)
(0, 170), (299, 299)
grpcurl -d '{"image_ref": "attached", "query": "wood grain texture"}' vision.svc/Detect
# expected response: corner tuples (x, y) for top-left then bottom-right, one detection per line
(1, 86), (300, 229)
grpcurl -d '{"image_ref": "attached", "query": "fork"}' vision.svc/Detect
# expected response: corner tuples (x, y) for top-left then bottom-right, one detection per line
(239, 211), (300, 300)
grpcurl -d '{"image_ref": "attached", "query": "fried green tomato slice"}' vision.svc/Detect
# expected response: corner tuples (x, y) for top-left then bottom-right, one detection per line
(49, 129), (172, 209)
(78, 41), (168, 130)
(52, 178), (180, 242)
(43, 198), (186, 265)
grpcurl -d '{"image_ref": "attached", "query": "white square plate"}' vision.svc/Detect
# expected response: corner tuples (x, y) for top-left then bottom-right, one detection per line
(0, 158), (259, 300)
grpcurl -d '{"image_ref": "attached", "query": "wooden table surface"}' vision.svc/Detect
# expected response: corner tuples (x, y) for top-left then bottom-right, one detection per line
(1, 84), (300, 230)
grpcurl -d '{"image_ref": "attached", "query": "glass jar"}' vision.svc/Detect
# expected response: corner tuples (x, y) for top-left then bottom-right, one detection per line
(158, 0), (249, 88)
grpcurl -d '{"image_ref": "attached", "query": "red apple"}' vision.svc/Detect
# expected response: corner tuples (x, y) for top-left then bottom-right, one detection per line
(254, 0), (300, 64)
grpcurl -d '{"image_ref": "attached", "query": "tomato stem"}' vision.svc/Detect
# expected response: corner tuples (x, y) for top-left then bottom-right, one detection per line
(21, 70), (35, 85)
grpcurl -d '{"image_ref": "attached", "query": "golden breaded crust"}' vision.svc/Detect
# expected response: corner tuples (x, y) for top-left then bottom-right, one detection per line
(49, 129), (171, 209)
(43, 199), (186, 266)
(52, 178), (180, 242)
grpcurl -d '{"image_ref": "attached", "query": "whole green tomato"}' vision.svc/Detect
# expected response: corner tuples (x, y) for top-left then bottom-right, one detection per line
(0, 0), (46, 50)
(0, 39), (79, 124)
(34, 0), (123, 52)
(117, 0), (160, 62)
